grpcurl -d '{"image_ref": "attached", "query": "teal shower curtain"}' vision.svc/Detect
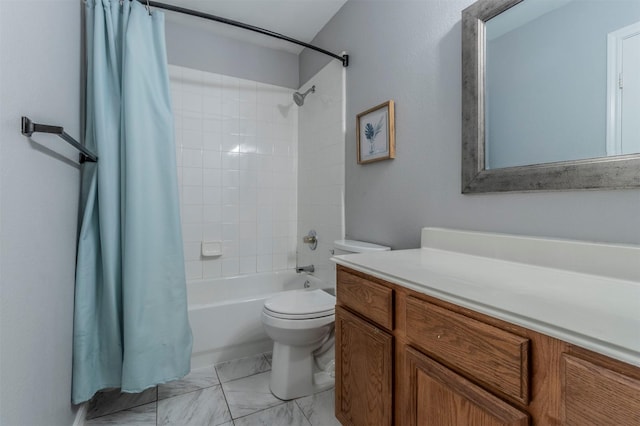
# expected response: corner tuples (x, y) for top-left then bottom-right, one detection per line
(72, 0), (192, 404)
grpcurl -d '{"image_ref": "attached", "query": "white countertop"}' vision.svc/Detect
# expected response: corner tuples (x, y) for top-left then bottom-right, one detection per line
(332, 234), (640, 367)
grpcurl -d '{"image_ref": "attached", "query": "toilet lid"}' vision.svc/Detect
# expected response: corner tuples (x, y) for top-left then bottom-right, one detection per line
(264, 289), (336, 318)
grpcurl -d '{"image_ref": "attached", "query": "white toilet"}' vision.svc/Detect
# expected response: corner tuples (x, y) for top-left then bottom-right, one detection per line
(261, 239), (390, 400)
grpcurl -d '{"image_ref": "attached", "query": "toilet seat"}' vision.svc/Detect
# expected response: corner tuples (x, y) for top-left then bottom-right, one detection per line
(264, 309), (334, 320)
(263, 289), (336, 320)
(262, 310), (335, 330)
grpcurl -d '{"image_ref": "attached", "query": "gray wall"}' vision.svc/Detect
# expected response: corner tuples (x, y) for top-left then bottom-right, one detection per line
(486, 0), (640, 168)
(0, 1), (81, 425)
(165, 18), (299, 89)
(300, 0), (640, 249)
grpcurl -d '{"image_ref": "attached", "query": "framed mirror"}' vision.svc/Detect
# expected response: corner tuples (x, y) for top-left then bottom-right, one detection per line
(461, 0), (640, 193)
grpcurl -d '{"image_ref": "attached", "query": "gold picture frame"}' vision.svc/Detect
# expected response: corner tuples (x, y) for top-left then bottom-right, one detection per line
(356, 100), (395, 164)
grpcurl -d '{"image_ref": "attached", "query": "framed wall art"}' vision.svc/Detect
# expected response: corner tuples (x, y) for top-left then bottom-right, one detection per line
(356, 100), (395, 164)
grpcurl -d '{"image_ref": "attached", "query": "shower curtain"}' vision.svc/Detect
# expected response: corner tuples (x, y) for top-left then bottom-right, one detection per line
(72, 0), (192, 404)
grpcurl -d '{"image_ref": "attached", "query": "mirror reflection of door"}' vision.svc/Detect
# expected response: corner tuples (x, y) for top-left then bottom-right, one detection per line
(607, 21), (640, 155)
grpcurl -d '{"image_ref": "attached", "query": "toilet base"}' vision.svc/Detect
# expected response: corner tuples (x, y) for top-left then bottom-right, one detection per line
(269, 342), (335, 400)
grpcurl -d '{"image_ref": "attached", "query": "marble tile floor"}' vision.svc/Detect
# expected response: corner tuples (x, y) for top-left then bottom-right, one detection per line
(86, 353), (340, 426)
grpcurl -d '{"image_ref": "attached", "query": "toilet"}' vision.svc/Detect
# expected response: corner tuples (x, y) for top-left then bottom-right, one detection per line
(262, 239), (390, 400)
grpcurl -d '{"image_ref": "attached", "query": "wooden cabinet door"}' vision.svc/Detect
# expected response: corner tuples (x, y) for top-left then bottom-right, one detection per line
(404, 346), (529, 426)
(562, 354), (640, 425)
(335, 306), (393, 426)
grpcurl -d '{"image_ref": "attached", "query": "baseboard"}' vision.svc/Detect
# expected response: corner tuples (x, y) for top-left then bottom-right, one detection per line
(72, 402), (88, 426)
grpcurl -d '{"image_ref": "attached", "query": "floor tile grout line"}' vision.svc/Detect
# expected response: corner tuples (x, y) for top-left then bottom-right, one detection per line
(230, 400), (289, 422)
(215, 364), (235, 425)
(262, 352), (272, 366)
(220, 366), (288, 420)
(157, 381), (221, 402)
(218, 366), (272, 385)
(294, 398), (313, 426)
(215, 354), (272, 384)
(155, 387), (159, 426)
(157, 366), (220, 425)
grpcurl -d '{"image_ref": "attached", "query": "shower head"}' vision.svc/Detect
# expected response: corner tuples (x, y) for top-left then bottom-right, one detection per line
(293, 85), (315, 106)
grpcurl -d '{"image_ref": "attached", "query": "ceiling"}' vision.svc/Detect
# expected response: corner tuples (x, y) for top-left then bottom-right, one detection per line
(157, 0), (348, 54)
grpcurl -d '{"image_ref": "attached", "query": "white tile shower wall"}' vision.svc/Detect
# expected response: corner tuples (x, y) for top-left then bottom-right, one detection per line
(169, 65), (298, 280)
(297, 61), (346, 287)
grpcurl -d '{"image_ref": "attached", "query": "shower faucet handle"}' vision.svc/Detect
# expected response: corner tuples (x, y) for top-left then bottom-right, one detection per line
(302, 235), (316, 244)
(302, 230), (318, 250)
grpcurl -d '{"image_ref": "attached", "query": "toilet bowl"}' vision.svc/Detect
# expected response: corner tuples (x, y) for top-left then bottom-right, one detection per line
(262, 289), (336, 400)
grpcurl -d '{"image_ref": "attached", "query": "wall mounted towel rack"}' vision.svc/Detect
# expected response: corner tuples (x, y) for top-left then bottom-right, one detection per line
(21, 116), (97, 163)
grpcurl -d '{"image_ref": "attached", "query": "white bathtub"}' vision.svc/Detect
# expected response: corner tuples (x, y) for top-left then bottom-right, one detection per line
(187, 270), (332, 369)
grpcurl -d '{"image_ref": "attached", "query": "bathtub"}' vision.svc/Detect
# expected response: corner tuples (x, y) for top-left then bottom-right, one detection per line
(187, 270), (332, 369)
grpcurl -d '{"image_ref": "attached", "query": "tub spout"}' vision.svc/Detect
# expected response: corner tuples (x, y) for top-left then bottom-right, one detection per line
(296, 265), (315, 273)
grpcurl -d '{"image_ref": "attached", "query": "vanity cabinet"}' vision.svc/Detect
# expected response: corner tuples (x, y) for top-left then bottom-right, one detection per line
(335, 265), (640, 426)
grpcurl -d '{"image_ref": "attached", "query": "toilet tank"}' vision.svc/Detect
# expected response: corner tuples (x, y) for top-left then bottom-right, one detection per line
(333, 239), (391, 256)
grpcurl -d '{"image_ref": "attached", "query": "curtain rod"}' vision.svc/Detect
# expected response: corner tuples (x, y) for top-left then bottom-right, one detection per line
(145, 1), (349, 67)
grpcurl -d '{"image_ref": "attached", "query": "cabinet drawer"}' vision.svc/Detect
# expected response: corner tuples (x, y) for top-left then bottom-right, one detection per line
(405, 296), (530, 404)
(337, 268), (394, 330)
(562, 354), (640, 425)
